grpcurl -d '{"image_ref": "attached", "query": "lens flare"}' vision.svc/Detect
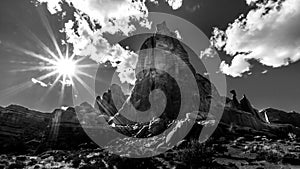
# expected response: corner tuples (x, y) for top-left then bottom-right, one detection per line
(54, 57), (77, 81)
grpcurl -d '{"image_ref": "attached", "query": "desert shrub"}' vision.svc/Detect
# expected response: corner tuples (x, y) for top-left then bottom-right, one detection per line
(175, 140), (215, 168)
(256, 150), (282, 163)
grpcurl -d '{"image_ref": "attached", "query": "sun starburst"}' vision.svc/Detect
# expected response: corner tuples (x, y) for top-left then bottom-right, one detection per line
(49, 52), (78, 86)
(0, 8), (98, 106)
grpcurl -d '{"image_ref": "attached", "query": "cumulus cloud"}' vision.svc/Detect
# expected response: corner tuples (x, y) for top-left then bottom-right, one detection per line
(200, 46), (218, 59)
(220, 55), (251, 77)
(31, 78), (48, 87)
(211, 0), (300, 77)
(36, 0), (152, 84)
(166, 0), (183, 10)
(149, 0), (183, 10)
(38, 0), (151, 35)
(63, 15), (138, 84)
(36, 0), (184, 84)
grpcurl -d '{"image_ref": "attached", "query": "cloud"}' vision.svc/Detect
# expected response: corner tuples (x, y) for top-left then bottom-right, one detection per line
(211, 0), (300, 77)
(200, 46), (218, 59)
(149, 0), (159, 5)
(37, 0), (62, 14)
(166, 0), (183, 10)
(31, 78), (48, 87)
(36, 0), (152, 84)
(36, 0), (184, 84)
(63, 15), (138, 84)
(149, 0), (183, 10)
(38, 0), (151, 35)
(219, 55), (251, 77)
(115, 49), (139, 85)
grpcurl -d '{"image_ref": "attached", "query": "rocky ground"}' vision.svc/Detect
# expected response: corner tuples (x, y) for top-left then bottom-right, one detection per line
(1, 136), (300, 169)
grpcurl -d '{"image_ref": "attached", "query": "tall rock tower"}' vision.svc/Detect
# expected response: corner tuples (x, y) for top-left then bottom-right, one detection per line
(111, 22), (209, 127)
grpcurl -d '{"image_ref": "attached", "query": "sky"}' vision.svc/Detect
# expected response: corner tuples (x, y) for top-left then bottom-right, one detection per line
(0, 0), (299, 112)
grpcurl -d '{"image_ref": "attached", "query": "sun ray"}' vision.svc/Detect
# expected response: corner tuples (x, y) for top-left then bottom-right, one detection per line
(0, 8), (99, 108)
(37, 70), (59, 81)
(76, 70), (94, 79)
(35, 74), (62, 106)
(13, 46), (57, 65)
(77, 69), (112, 85)
(64, 44), (68, 60)
(0, 70), (57, 101)
(25, 29), (61, 61)
(77, 64), (99, 69)
(73, 75), (95, 98)
(74, 55), (90, 64)
(0, 80), (34, 100)
(69, 53), (76, 61)
(16, 18), (61, 62)
(10, 65), (56, 73)
(59, 75), (67, 105)
(38, 8), (64, 59)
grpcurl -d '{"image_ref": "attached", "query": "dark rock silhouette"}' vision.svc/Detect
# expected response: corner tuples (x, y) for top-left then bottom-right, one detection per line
(94, 22), (300, 141)
(261, 108), (300, 128)
(239, 94), (266, 122)
(229, 90), (240, 109)
(98, 22), (215, 138)
(38, 107), (95, 152)
(0, 105), (52, 153)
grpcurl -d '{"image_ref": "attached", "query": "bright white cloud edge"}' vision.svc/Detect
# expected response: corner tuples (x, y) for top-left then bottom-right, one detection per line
(211, 0), (300, 77)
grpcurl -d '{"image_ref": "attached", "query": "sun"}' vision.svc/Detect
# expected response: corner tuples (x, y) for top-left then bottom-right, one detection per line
(54, 58), (77, 78)
(5, 10), (98, 105)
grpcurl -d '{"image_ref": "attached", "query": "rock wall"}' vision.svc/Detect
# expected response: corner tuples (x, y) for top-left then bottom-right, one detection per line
(0, 105), (52, 153)
(261, 108), (300, 128)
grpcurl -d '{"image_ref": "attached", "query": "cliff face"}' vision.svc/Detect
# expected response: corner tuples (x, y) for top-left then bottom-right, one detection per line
(40, 107), (93, 151)
(217, 92), (300, 139)
(0, 105), (52, 153)
(95, 22), (300, 141)
(104, 22), (218, 130)
(261, 108), (300, 128)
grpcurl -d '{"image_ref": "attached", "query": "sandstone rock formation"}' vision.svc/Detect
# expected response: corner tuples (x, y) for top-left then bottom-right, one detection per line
(94, 22), (300, 142)
(40, 106), (99, 151)
(2, 22), (300, 157)
(96, 22), (219, 139)
(0, 105), (52, 153)
(261, 108), (300, 128)
(218, 91), (300, 139)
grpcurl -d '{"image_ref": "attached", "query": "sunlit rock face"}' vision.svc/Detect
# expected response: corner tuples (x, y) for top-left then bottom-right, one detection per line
(135, 21), (196, 79)
(109, 22), (216, 132)
(261, 108), (300, 128)
(216, 91), (300, 139)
